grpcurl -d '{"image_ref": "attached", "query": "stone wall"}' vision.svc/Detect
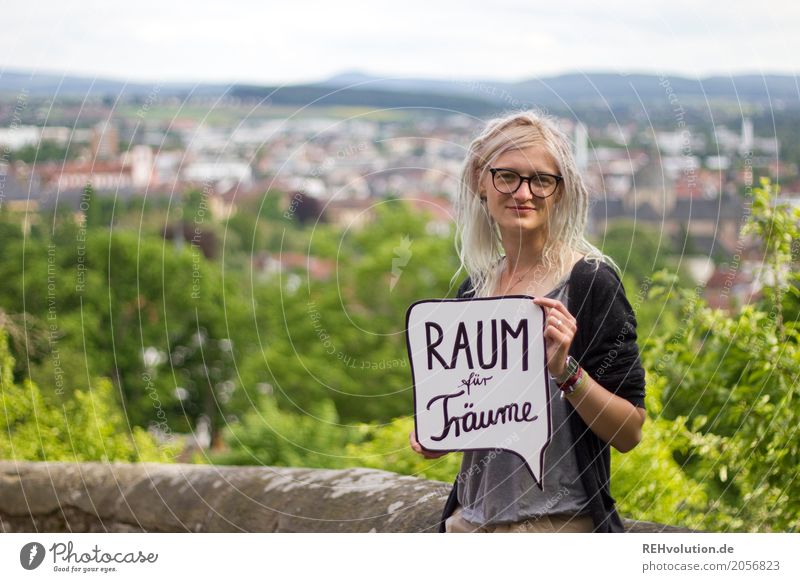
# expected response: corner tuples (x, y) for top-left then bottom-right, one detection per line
(0, 461), (689, 533)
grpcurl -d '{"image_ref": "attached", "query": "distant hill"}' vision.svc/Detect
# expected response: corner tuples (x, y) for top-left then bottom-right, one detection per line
(226, 83), (496, 115)
(322, 71), (800, 107)
(0, 69), (229, 98)
(1, 68), (797, 110)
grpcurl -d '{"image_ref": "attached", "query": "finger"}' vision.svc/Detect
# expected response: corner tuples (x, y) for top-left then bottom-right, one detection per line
(549, 303), (576, 325)
(543, 329), (572, 370)
(548, 314), (576, 334)
(545, 314), (575, 336)
(534, 297), (576, 323)
(533, 297), (569, 314)
(543, 326), (572, 348)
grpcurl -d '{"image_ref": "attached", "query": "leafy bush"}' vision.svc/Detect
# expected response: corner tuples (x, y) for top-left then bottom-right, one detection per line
(211, 397), (363, 469)
(0, 328), (178, 462)
(344, 416), (462, 483)
(622, 178), (800, 532)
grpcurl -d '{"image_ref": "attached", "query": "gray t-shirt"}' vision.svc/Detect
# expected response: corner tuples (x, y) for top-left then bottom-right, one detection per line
(456, 280), (591, 525)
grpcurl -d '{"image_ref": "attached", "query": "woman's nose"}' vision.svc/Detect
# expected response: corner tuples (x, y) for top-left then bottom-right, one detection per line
(512, 183), (533, 201)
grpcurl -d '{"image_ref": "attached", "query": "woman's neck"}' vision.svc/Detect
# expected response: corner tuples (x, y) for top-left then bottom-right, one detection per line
(500, 228), (548, 272)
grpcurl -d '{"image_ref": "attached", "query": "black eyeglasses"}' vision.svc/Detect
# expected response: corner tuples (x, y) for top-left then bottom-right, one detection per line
(489, 168), (563, 198)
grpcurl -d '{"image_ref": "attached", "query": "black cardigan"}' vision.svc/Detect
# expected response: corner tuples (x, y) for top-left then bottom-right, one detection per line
(436, 257), (647, 532)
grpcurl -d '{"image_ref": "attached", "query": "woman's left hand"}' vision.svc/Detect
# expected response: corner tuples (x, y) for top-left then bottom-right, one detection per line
(532, 296), (577, 379)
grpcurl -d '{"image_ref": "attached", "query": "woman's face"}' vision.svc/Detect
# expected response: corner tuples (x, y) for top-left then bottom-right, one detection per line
(479, 143), (562, 237)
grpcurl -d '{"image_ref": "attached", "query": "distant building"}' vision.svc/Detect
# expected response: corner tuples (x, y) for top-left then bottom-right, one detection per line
(704, 263), (759, 311)
(324, 198), (375, 229)
(740, 117), (754, 156)
(36, 160), (132, 192)
(181, 160), (253, 187)
(0, 125), (40, 149)
(125, 145), (155, 188)
(90, 121), (119, 160)
(404, 193), (454, 237)
(574, 122), (589, 172)
(624, 156), (676, 216)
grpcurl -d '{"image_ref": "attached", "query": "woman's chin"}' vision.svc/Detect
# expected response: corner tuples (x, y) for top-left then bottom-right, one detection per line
(499, 218), (543, 232)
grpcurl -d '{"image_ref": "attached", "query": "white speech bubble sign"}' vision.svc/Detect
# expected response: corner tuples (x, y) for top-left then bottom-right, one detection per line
(406, 296), (551, 487)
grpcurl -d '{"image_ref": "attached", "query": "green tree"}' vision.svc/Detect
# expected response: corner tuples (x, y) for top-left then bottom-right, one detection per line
(596, 218), (678, 285)
(237, 202), (459, 423)
(631, 177), (800, 531)
(0, 327), (176, 462)
(0, 225), (251, 450)
(211, 396), (362, 468)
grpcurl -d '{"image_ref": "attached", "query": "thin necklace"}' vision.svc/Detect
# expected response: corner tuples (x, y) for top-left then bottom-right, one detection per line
(503, 259), (538, 291)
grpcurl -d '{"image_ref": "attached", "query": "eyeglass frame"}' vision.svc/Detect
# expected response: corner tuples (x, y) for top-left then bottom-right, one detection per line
(488, 167), (564, 199)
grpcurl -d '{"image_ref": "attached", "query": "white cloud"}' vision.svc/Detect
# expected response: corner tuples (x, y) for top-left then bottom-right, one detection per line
(0, 0), (797, 84)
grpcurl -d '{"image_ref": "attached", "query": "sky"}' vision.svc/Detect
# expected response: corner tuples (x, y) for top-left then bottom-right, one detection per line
(0, 0), (798, 86)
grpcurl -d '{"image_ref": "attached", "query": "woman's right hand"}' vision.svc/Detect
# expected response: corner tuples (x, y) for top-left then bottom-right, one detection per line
(409, 430), (449, 459)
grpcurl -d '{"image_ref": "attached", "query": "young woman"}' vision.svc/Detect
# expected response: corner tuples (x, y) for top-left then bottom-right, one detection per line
(409, 110), (647, 533)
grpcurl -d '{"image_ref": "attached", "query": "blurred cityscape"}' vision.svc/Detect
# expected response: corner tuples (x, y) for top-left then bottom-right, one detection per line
(2, 71), (799, 312)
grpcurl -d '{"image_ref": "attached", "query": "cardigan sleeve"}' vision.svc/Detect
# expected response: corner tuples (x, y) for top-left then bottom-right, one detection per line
(571, 262), (647, 409)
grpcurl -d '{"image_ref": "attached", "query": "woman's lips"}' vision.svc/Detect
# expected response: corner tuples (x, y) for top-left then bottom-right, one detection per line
(507, 205), (536, 214)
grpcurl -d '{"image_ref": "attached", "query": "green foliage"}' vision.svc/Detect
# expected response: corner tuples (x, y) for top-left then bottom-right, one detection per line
(740, 176), (800, 341)
(237, 201), (459, 423)
(9, 140), (77, 163)
(597, 218), (678, 284)
(0, 328), (176, 462)
(0, 221), (249, 446)
(213, 397), (462, 483)
(610, 371), (708, 529)
(344, 416), (462, 483)
(210, 397), (362, 468)
(4, 170), (798, 534)
(626, 177), (800, 532)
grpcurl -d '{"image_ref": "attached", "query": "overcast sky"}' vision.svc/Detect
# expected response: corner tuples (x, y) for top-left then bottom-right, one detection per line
(1, 0), (798, 85)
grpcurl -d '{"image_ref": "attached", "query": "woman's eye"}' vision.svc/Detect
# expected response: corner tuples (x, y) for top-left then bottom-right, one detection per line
(497, 171), (518, 183)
